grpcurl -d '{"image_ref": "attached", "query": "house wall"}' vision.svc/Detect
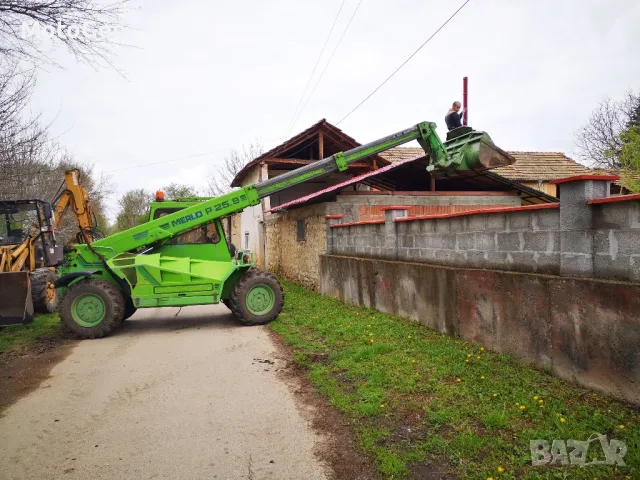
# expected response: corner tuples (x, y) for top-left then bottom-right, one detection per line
(264, 203), (336, 290)
(238, 163), (269, 268)
(521, 181), (557, 197)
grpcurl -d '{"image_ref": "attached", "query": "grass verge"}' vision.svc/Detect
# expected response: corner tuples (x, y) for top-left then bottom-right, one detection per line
(0, 313), (61, 357)
(271, 280), (639, 479)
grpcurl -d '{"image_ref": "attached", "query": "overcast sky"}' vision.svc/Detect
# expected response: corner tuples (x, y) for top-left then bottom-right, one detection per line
(26, 0), (640, 220)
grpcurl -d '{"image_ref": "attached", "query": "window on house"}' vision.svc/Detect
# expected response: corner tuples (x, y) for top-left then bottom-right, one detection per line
(296, 219), (306, 242)
(244, 232), (250, 251)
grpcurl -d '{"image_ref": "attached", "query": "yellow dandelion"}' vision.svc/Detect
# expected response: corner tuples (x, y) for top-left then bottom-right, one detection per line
(481, 376), (485, 379)
(467, 354), (471, 358)
(411, 359), (416, 363)
(515, 402), (520, 406)
(487, 477), (494, 480)
(492, 393), (497, 397)
(456, 378), (462, 382)
(466, 359), (471, 364)
(620, 424), (625, 429)
(497, 466), (504, 473)
(476, 356), (481, 360)
(520, 405), (526, 411)
(560, 417), (566, 423)
(480, 347), (485, 352)
(408, 335), (412, 339)
(380, 404), (385, 408)
(539, 399), (544, 404)
(369, 332), (373, 336)
(533, 396), (539, 400)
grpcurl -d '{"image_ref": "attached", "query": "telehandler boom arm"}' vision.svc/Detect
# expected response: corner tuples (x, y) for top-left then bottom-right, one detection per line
(87, 121), (512, 259)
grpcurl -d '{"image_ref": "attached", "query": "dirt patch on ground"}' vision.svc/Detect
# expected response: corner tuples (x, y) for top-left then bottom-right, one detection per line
(0, 332), (77, 414)
(267, 328), (382, 480)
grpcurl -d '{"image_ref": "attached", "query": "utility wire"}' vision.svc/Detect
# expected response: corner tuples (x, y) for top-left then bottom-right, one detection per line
(290, 0), (365, 133)
(283, 0), (346, 138)
(337, 0), (472, 125)
(104, 151), (215, 173)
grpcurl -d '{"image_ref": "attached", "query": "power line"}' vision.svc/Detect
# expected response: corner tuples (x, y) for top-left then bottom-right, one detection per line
(337, 0), (472, 125)
(283, 0), (346, 138)
(290, 0), (365, 133)
(104, 151), (215, 173)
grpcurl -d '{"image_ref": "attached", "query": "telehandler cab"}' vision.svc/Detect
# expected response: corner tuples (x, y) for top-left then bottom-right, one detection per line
(55, 122), (514, 338)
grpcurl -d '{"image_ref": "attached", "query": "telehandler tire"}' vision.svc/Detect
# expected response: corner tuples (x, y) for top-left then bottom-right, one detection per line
(59, 278), (125, 339)
(31, 268), (59, 314)
(229, 270), (284, 326)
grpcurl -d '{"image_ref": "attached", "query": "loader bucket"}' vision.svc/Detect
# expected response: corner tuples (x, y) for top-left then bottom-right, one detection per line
(0, 271), (34, 326)
(432, 129), (515, 174)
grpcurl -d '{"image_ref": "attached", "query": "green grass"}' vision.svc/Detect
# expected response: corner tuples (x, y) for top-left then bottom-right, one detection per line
(0, 313), (61, 357)
(271, 280), (640, 479)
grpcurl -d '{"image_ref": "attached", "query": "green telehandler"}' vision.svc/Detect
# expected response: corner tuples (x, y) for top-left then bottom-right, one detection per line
(55, 122), (514, 338)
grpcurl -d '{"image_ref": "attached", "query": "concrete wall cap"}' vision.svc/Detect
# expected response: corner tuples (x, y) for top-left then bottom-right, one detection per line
(588, 193), (640, 205)
(394, 203), (559, 222)
(549, 174), (620, 185)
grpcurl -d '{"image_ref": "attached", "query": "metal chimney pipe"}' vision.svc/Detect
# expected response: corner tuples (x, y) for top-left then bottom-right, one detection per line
(463, 77), (468, 126)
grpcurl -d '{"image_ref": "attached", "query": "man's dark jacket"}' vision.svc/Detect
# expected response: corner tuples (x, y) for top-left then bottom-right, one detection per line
(445, 109), (463, 131)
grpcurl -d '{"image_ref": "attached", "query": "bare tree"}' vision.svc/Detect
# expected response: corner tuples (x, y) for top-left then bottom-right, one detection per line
(575, 90), (640, 168)
(206, 142), (263, 196)
(0, 0), (131, 67)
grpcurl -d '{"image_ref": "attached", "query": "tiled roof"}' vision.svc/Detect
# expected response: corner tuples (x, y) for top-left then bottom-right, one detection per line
(380, 148), (591, 182)
(592, 168), (640, 190)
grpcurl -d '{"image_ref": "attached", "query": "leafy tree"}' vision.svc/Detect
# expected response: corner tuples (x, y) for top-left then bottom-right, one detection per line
(618, 126), (640, 193)
(115, 188), (152, 232)
(575, 90), (639, 168)
(161, 183), (199, 200)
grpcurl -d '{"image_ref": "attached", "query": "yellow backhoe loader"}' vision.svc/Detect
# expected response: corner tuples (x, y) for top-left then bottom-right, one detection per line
(0, 169), (97, 325)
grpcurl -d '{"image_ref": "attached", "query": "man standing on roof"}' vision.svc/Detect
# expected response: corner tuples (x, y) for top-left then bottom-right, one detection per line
(445, 101), (464, 131)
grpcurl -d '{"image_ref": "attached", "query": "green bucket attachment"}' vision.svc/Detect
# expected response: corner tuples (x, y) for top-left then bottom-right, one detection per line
(429, 128), (515, 175)
(0, 271), (34, 326)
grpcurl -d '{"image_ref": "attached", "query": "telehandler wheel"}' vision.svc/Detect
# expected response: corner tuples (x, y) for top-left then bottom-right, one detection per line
(229, 270), (284, 326)
(59, 278), (125, 339)
(31, 268), (59, 314)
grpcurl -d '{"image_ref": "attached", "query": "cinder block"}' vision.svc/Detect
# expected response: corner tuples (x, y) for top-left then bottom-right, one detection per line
(467, 215), (487, 232)
(396, 222), (410, 236)
(419, 248), (436, 261)
(533, 253), (561, 274)
(631, 256), (640, 282)
(525, 232), (558, 253)
(397, 248), (410, 260)
(401, 235), (415, 248)
(409, 221), (421, 235)
(592, 203), (630, 229)
(507, 211), (532, 231)
(434, 249), (455, 265)
(449, 217), (467, 233)
(594, 253), (631, 281)
(613, 231), (640, 256)
(497, 232), (522, 252)
(486, 213), (507, 231)
(435, 219), (450, 233)
(508, 252), (538, 272)
(560, 204), (591, 230)
(561, 231), (593, 255)
(485, 251), (509, 269)
(560, 253), (593, 277)
(466, 250), (487, 269)
(456, 233), (476, 251)
(420, 220), (435, 234)
(531, 210), (560, 231)
(476, 232), (497, 251)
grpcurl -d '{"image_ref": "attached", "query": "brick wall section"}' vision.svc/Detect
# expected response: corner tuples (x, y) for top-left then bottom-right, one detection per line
(328, 177), (640, 282)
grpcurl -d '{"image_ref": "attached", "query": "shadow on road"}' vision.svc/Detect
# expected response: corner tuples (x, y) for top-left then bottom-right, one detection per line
(115, 307), (240, 336)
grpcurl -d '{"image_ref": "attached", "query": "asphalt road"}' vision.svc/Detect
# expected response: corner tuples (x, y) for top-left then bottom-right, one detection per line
(0, 305), (329, 480)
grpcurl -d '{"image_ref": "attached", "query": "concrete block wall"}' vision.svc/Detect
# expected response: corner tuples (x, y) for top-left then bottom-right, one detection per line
(327, 177), (640, 282)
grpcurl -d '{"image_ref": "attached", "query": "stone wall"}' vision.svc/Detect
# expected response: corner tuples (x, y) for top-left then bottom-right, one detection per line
(264, 203), (334, 289)
(319, 254), (640, 404)
(328, 178), (640, 283)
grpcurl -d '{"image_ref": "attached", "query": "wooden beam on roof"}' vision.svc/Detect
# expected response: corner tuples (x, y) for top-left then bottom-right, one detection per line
(318, 131), (324, 159)
(263, 158), (371, 168)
